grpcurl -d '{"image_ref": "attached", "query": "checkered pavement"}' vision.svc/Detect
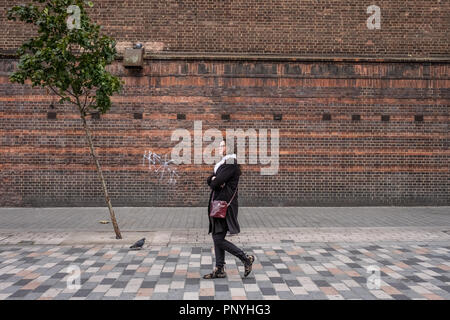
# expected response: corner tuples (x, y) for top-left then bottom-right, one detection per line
(0, 242), (449, 300)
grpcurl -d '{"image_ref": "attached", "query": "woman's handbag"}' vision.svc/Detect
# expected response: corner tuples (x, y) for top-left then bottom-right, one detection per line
(209, 187), (238, 219)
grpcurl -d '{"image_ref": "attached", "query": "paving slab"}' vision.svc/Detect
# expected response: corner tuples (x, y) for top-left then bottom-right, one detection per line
(0, 242), (448, 300)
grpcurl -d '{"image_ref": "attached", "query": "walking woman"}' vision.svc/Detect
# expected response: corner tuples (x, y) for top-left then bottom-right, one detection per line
(203, 139), (255, 279)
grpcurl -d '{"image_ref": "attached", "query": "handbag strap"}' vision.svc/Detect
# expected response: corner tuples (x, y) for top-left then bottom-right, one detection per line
(227, 186), (238, 206)
(211, 186), (239, 207)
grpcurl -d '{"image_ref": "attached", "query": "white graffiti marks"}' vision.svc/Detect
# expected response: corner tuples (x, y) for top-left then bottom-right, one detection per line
(143, 151), (179, 185)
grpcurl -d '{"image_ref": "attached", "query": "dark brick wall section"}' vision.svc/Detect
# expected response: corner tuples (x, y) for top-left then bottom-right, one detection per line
(0, 0), (449, 57)
(0, 59), (448, 206)
(0, 0), (448, 206)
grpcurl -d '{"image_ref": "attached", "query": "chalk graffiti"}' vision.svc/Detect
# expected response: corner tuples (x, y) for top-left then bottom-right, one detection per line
(143, 150), (179, 185)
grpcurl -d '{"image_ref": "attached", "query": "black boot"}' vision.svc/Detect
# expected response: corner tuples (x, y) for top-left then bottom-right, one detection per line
(203, 266), (227, 279)
(243, 255), (255, 277)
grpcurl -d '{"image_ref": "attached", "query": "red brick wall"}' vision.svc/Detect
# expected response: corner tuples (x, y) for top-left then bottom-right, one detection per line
(1, 59), (448, 206)
(0, 0), (448, 206)
(0, 0), (449, 57)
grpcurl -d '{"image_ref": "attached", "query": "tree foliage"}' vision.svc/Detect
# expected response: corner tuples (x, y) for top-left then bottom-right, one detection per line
(7, 0), (122, 115)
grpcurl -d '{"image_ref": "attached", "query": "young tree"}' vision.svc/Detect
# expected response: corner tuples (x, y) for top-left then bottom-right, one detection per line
(8, 0), (123, 239)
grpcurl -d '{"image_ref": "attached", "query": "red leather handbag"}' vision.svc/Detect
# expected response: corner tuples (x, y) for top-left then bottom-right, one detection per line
(209, 187), (238, 218)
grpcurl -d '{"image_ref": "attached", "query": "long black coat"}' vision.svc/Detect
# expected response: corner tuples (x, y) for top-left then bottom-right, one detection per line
(207, 158), (240, 235)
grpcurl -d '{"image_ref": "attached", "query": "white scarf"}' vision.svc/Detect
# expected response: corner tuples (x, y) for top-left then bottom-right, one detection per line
(214, 153), (236, 174)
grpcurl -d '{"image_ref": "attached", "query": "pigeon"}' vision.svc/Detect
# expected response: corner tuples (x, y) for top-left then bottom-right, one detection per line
(130, 238), (145, 250)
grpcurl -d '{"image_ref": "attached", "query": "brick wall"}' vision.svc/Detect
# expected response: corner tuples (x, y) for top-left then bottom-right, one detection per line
(0, 0), (448, 206)
(0, 0), (449, 57)
(1, 59), (448, 206)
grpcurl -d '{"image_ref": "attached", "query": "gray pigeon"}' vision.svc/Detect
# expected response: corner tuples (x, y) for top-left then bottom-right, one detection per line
(130, 238), (145, 249)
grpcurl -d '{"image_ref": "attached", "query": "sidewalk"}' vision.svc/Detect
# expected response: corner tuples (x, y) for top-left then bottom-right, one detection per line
(0, 206), (449, 246)
(0, 206), (449, 300)
(0, 206), (449, 231)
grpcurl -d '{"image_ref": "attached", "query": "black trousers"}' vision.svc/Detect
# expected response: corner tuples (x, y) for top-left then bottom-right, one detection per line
(212, 230), (248, 267)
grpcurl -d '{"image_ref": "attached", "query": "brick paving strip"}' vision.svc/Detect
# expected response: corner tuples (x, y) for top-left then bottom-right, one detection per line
(0, 207), (448, 300)
(0, 227), (449, 246)
(0, 207), (449, 231)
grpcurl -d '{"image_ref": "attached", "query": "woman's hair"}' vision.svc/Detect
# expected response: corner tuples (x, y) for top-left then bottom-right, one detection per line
(223, 137), (242, 176)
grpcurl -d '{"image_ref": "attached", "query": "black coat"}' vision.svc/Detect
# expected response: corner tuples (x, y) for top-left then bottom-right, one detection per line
(207, 158), (240, 235)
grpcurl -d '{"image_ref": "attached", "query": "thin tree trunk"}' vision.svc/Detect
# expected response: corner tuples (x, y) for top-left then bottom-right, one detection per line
(81, 114), (122, 239)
